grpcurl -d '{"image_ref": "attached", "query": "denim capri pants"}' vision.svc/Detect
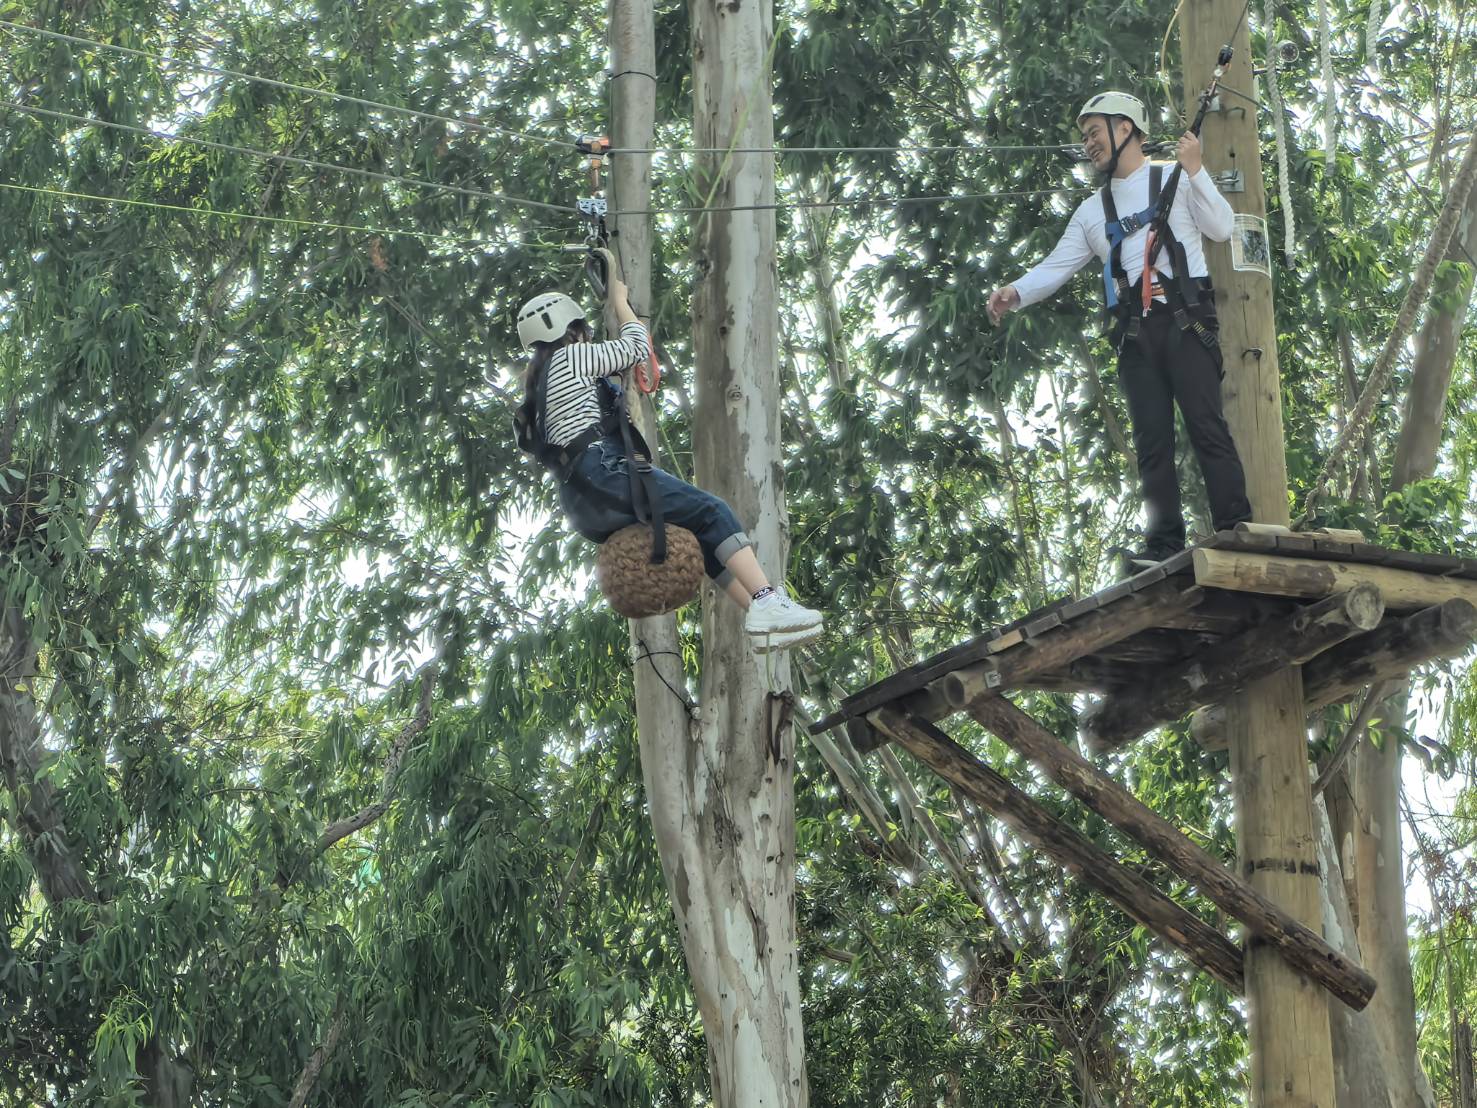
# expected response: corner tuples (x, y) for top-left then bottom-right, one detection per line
(557, 437), (752, 587)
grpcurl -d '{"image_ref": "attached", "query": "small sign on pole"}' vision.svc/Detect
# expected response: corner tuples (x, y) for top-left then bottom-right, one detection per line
(1231, 213), (1272, 277)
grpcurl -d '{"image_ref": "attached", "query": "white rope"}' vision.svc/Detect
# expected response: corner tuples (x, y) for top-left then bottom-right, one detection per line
(1365, 0), (1384, 61)
(1319, 0), (1337, 166)
(1265, 0), (1296, 263)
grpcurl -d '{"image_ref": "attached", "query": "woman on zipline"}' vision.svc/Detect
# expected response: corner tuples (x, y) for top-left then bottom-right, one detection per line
(515, 252), (823, 651)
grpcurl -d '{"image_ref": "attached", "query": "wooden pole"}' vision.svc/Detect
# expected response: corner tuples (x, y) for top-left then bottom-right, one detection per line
(1193, 547), (1477, 610)
(1181, 0), (1339, 1097)
(958, 697), (1375, 1011)
(870, 709), (1247, 996)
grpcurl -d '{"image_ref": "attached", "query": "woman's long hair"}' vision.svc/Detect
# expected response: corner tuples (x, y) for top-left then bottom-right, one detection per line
(516, 318), (594, 456)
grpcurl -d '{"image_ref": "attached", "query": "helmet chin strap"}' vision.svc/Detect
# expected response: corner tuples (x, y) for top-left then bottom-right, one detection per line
(1102, 117), (1127, 177)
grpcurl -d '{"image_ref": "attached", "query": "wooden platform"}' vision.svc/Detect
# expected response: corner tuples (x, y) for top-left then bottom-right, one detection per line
(812, 528), (1477, 754)
(808, 528), (1477, 1012)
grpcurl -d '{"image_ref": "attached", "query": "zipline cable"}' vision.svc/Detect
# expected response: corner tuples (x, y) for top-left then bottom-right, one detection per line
(611, 186), (1094, 218)
(1, 102), (581, 218)
(0, 19), (580, 151)
(2, 20), (1131, 163)
(0, 179), (566, 251)
(608, 140), (1107, 157)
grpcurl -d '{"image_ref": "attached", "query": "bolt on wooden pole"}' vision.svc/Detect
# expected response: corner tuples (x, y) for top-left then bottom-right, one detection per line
(1179, 0), (1339, 1102)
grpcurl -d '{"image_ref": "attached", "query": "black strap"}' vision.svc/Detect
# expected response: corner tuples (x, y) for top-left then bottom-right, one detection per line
(608, 377), (667, 563)
(519, 349), (668, 563)
(1102, 164), (1163, 316)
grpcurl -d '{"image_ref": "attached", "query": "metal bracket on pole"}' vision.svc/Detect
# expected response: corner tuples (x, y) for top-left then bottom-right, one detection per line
(1212, 169), (1245, 193)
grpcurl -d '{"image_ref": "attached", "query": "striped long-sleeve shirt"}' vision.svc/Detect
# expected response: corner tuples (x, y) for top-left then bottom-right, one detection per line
(543, 321), (652, 447)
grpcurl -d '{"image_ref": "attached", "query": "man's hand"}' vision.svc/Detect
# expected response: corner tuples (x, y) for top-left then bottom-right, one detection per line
(987, 285), (1021, 326)
(1177, 131), (1203, 176)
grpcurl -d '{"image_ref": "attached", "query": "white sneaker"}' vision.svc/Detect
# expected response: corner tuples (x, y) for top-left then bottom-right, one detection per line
(752, 622), (824, 654)
(744, 590), (823, 636)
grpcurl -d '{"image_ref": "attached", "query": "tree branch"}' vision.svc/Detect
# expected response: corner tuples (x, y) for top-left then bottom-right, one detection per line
(1302, 127), (1477, 519)
(287, 1004), (346, 1108)
(1312, 680), (1395, 798)
(315, 654), (441, 857)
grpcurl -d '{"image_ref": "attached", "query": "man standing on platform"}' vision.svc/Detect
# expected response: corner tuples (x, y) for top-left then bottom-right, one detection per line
(988, 91), (1253, 570)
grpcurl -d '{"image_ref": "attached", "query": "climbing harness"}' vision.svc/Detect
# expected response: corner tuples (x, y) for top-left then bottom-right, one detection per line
(516, 343), (669, 564)
(1096, 49), (1235, 352)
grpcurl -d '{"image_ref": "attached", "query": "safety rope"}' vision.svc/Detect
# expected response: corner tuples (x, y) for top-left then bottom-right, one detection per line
(1318, 0), (1337, 167)
(632, 640), (699, 719)
(1365, 0), (1385, 60)
(1264, 0), (1297, 264)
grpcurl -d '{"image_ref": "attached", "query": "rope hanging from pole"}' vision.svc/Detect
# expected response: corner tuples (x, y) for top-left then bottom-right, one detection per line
(1318, 0), (1337, 167)
(1264, 0), (1297, 264)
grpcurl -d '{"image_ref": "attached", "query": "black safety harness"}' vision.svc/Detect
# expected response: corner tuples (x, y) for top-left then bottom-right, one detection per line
(1100, 164), (1217, 351)
(516, 351), (669, 563)
(1099, 46), (1235, 354)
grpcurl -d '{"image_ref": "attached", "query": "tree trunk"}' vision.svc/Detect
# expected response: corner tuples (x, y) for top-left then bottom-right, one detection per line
(1314, 786), (1399, 1108)
(1326, 131), (1477, 1108)
(635, 2), (810, 1104)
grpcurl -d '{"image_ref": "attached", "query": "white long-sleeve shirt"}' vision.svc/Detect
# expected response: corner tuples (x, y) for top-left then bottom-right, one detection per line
(543, 321), (651, 447)
(1011, 162), (1235, 309)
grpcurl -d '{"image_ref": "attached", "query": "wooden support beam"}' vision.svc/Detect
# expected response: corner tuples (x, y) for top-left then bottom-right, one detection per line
(1013, 656), (1142, 694)
(1190, 705), (1229, 752)
(1081, 586), (1385, 753)
(964, 696), (1377, 1011)
(1302, 598), (1477, 710)
(1193, 599), (1477, 753)
(1232, 522), (1366, 543)
(1193, 547), (1477, 611)
(933, 581), (1206, 716)
(869, 708), (1246, 996)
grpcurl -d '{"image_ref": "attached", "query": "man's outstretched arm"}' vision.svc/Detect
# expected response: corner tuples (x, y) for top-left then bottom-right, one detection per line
(988, 209), (1094, 325)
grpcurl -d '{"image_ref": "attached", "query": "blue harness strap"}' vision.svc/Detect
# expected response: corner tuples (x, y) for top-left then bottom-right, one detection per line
(1101, 164), (1163, 311)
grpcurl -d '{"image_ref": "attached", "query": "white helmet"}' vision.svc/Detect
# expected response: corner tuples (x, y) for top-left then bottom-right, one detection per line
(1077, 91), (1148, 135)
(516, 292), (585, 349)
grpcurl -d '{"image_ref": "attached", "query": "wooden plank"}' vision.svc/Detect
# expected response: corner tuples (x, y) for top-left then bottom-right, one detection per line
(1192, 600), (1477, 752)
(931, 581), (1207, 718)
(1092, 628), (1219, 664)
(1081, 586), (1386, 753)
(1023, 611), (1064, 637)
(1235, 521), (1294, 537)
(1156, 589), (1296, 633)
(816, 598), (1080, 733)
(870, 709), (1245, 997)
(986, 629), (1024, 653)
(1192, 548), (1477, 611)
(1302, 599), (1477, 711)
(965, 697), (1377, 1012)
(1015, 656), (1141, 694)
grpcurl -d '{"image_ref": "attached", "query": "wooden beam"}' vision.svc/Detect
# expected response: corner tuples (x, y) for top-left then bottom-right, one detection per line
(1193, 547), (1477, 611)
(1302, 598), (1477, 711)
(1191, 705), (1229, 753)
(964, 696), (1377, 1011)
(869, 708), (1245, 996)
(1081, 586), (1385, 753)
(1193, 600), (1477, 753)
(933, 580), (1206, 716)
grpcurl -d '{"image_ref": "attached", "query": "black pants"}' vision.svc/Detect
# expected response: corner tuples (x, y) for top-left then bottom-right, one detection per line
(1117, 308), (1252, 553)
